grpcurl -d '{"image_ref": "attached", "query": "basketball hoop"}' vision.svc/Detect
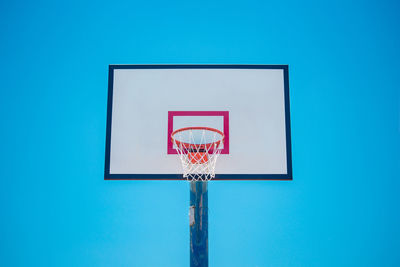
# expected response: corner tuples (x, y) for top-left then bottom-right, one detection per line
(171, 127), (224, 181)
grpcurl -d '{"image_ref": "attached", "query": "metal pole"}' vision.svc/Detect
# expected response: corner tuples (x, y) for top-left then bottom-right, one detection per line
(190, 181), (208, 267)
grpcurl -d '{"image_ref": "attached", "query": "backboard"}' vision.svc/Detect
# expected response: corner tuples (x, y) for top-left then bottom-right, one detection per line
(104, 65), (292, 180)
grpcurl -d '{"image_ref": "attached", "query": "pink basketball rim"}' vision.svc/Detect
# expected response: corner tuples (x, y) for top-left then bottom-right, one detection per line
(171, 127), (225, 150)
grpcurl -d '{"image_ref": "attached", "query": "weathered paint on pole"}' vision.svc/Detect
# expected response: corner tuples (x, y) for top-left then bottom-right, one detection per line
(190, 181), (208, 267)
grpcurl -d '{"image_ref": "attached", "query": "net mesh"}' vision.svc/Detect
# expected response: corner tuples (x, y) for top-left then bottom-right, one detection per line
(172, 128), (224, 181)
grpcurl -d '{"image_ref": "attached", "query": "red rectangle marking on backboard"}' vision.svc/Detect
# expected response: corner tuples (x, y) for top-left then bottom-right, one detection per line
(167, 111), (229, 154)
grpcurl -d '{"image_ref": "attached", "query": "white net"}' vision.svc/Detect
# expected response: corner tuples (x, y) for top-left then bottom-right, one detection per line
(172, 128), (224, 181)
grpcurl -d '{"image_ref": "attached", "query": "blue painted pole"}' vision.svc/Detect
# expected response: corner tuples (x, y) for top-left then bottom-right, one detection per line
(190, 181), (208, 267)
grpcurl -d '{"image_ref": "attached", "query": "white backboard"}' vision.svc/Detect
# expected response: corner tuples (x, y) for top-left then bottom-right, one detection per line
(105, 65), (292, 180)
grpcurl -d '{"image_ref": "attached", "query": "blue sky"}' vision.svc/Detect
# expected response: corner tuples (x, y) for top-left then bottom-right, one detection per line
(0, 0), (399, 266)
